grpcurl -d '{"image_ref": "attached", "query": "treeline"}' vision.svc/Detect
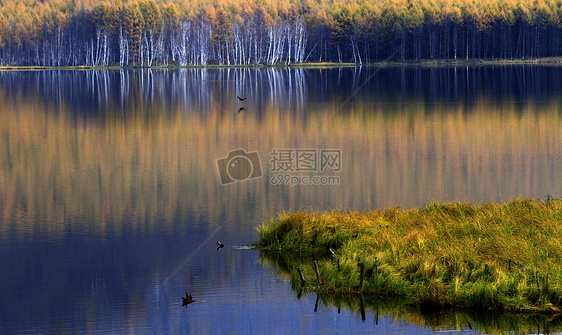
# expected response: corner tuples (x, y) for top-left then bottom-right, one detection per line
(2, 0), (562, 66)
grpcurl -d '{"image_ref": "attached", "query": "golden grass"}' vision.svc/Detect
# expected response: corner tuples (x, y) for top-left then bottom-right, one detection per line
(257, 198), (562, 312)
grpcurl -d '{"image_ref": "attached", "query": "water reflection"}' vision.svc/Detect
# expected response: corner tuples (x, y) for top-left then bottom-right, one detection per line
(1, 67), (562, 240)
(0, 68), (308, 116)
(322, 293), (562, 334)
(260, 251), (562, 334)
(2, 66), (562, 117)
(1, 67), (562, 333)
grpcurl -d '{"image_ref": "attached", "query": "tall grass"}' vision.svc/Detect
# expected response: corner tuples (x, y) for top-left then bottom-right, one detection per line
(256, 198), (562, 312)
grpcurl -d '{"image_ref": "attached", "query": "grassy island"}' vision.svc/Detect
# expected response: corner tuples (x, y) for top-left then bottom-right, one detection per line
(256, 198), (562, 313)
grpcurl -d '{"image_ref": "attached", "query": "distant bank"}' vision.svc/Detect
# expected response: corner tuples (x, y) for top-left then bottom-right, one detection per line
(3, 0), (562, 67)
(2, 58), (562, 71)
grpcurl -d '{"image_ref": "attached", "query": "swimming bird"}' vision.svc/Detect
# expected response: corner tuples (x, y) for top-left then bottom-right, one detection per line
(182, 288), (195, 307)
(237, 107), (246, 113)
(237, 96), (247, 101)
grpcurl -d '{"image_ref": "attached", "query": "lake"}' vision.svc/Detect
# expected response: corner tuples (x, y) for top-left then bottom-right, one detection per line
(1, 66), (561, 334)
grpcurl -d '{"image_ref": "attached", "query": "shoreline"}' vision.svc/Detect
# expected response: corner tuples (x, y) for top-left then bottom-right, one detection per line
(2, 58), (562, 71)
(255, 198), (562, 313)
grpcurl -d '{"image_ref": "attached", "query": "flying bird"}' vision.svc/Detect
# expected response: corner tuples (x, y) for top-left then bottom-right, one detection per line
(237, 107), (246, 113)
(237, 96), (247, 101)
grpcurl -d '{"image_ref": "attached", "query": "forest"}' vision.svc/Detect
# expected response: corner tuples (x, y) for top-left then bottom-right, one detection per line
(2, 0), (562, 66)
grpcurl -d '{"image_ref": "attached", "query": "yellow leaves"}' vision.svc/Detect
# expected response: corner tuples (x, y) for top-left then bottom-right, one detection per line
(201, 5), (216, 23)
(1, 0), (562, 65)
(162, 3), (179, 28)
(0, 13), (7, 48)
(17, 2), (26, 13)
(407, 1), (425, 27)
(210, 8), (233, 49)
(92, 2), (116, 31)
(232, 12), (244, 26)
(139, 0), (162, 31)
(0, 0), (560, 39)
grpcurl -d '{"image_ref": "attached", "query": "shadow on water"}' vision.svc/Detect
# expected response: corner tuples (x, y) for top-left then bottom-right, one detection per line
(259, 250), (562, 334)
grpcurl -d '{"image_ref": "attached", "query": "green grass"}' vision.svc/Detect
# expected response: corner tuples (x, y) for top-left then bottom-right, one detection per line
(256, 197), (562, 312)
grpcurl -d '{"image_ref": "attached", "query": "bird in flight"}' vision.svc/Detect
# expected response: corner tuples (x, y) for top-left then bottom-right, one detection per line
(237, 96), (247, 101)
(237, 107), (246, 113)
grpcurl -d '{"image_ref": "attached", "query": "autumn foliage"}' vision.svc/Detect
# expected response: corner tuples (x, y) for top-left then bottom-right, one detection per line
(2, 0), (562, 65)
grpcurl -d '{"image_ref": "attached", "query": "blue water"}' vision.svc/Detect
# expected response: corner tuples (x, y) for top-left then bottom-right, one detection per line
(2, 66), (562, 334)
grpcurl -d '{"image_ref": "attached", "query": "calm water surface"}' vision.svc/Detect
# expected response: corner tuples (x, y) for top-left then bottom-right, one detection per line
(1, 66), (562, 334)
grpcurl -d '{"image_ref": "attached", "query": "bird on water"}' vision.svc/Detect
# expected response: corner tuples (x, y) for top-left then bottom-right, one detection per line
(182, 288), (195, 307)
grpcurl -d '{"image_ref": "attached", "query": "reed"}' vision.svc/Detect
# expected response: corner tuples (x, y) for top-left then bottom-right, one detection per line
(256, 198), (562, 312)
